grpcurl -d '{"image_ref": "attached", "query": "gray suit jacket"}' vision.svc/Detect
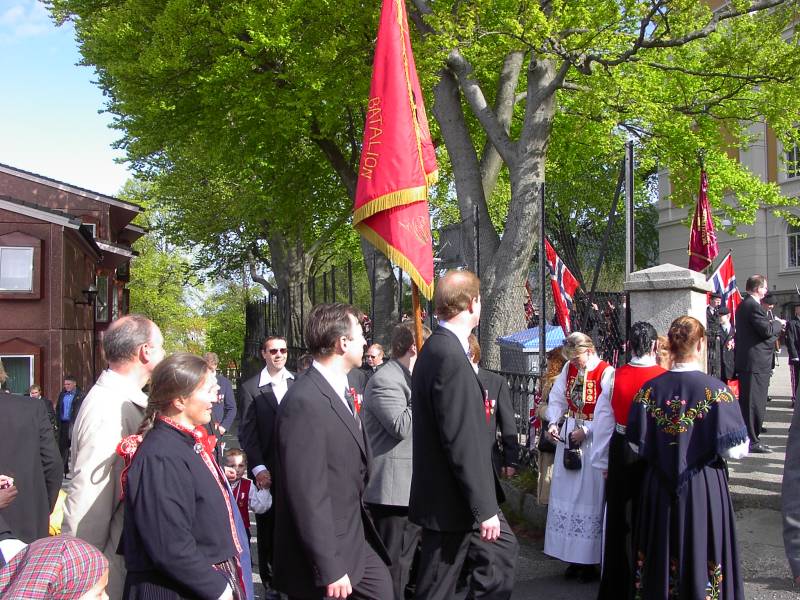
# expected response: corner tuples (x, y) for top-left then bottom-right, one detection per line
(362, 359), (413, 507)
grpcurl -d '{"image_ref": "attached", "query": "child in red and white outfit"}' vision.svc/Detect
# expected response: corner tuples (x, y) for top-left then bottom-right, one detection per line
(223, 448), (272, 541)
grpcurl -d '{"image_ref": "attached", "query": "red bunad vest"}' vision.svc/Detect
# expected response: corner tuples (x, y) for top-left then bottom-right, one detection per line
(610, 364), (666, 427)
(565, 360), (611, 420)
(231, 478), (252, 530)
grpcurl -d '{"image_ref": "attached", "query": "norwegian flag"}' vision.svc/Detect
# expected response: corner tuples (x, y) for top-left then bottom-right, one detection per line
(707, 251), (742, 322)
(545, 238), (581, 335)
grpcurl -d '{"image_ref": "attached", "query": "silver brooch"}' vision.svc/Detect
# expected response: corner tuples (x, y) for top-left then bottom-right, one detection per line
(193, 443), (203, 454)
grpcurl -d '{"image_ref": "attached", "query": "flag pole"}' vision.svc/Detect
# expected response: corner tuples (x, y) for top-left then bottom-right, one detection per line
(412, 281), (425, 350)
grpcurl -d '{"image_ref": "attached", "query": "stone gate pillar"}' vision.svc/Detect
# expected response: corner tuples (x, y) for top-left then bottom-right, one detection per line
(625, 263), (714, 337)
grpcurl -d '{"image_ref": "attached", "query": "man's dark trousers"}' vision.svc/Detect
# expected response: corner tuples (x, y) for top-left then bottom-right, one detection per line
(739, 371), (771, 445)
(415, 510), (517, 600)
(368, 504), (421, 600)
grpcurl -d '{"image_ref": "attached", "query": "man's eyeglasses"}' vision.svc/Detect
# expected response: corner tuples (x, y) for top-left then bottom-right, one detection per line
(266, 348), (288, 355)
(367, 355), (380, 359)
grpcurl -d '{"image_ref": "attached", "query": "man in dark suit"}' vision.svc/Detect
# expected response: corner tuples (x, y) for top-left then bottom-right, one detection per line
(272, 303), (391, 600)
(55, 375), (84, 474)
(238, 335), (294, 600)
(362, 322), (430, 600)
(786, 304), (800, 407)
(718, 306), (736, 383)
(410, 270), (518, 599)
(735, 274), (785, 453)
(468, 336), (520, 478)
(204, 352), (237, 436)
(0, 392), (62, 542)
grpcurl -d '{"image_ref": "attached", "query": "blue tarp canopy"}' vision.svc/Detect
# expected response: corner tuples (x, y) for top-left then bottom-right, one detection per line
(496, 324), (566, 352)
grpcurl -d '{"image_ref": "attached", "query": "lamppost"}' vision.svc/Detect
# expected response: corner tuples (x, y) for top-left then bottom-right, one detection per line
(75, 283), (98, 382)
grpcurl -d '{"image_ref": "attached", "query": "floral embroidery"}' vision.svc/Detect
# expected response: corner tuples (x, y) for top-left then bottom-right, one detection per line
(634, 387), (735, 435)
(633, 551), (645, 600)
(705, 561), (723, 600)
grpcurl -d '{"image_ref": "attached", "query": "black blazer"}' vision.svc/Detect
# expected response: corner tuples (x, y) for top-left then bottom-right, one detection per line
(409, 327), (503, 532)
(55, 387), (84, 424)
(478, 368), (520, 470)
(719, 324), (736, 381)
(272, 366), (389, 597)
(238, 371), (294, 476)
(786, 317), (800, 362)
(121, 420), (238, 599)
(211, 373), (237, 431)
(0, 393), (62, 543)
(734, 294), (782, 374)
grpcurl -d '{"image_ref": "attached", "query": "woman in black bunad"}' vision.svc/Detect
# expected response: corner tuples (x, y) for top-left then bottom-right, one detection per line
(627, 316), (749, 600)
(119, 353), (245, 600)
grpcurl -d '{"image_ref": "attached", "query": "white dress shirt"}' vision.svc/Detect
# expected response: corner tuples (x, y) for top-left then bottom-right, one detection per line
(257, 366), (294, 403)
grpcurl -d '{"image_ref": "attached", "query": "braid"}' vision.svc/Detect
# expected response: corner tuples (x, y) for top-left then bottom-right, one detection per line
(137, 403), (159, 438)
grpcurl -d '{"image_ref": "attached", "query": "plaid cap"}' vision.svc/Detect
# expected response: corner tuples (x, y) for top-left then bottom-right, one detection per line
(0, 535), (107, 599)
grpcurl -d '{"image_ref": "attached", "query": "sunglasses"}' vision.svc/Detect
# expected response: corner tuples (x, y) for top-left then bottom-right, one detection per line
(266, 348), (288, 355)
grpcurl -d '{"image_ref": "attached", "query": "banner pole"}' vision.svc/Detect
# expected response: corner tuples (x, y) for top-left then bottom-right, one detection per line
(412, 282), (425, 350)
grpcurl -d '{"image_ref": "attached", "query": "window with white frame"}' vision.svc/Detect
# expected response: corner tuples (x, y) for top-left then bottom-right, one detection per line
(787, 141), (800, 179)
(0, 355), (33, 394)
(789, 224), (800, 267)
(0, 247), (34, 291)
(96, 275), (110, 322)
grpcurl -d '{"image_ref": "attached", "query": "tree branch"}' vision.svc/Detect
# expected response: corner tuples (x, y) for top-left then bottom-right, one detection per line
(247, 251), (277, 295)
(310, 122), (358, 198)
(480, 50), (525, 201)
(581, 0), (790, 72)
(446, 49), (516, 166)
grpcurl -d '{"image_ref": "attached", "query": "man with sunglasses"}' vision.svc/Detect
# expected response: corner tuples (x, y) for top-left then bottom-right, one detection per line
(239, 336), (295, 600)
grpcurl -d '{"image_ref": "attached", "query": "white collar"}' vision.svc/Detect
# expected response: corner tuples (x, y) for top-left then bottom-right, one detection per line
(439, 320), (471, 354)
(258, 366), (294, 388)
(671, 361), (702, 373)
(95, 369), (149, 408)
(629, 354), (657, 367)
(311, 360), (349, 401)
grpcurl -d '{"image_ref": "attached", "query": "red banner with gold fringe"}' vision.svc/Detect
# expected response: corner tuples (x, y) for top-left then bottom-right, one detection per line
(354, 0), (437, 299)
(688, 169), (718, 272)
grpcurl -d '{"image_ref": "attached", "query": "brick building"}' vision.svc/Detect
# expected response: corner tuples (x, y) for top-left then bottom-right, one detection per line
(0, 163), (142, 401)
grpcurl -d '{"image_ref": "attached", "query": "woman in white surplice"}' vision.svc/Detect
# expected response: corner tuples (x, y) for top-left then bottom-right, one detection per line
(544, 333), (613, 583)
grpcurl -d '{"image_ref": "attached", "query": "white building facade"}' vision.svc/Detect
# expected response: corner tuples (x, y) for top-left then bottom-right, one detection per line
(657, 121), (800, 317)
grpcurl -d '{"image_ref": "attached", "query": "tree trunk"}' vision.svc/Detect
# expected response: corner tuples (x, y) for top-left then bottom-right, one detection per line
(265, 228), (312, 349)
(360, 237), (399, 346)
(479, 57), (558, 369)
(432, 69), (499, 275)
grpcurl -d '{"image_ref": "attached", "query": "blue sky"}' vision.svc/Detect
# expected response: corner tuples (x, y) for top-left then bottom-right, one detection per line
(0, 0), (130, 196)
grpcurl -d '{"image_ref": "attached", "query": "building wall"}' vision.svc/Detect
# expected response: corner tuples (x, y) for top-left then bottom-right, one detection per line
(657, 121), (800, 318)
(0, 211), (96, 399)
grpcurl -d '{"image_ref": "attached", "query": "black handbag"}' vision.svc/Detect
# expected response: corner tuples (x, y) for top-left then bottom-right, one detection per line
(562, 421), (583, 471)
(537, 418), (557, 453)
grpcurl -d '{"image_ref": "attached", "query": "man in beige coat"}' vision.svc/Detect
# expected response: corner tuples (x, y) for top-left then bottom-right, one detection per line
(62, 314), (165, 599)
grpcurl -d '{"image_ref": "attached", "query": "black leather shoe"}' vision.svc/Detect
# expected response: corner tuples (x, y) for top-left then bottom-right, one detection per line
(578, 565), (600, 583)
(564, 563), (581, 579)
(750, 443), (773, 454)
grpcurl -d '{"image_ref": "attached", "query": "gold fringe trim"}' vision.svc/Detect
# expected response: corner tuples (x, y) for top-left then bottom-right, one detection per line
(353, 185), (430, 225)
(356, 222), (435, 300)
(426, 169), (439, 186)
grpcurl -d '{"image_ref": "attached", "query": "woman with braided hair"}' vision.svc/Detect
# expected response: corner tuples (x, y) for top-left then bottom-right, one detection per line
(118, 353), (247, 600)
